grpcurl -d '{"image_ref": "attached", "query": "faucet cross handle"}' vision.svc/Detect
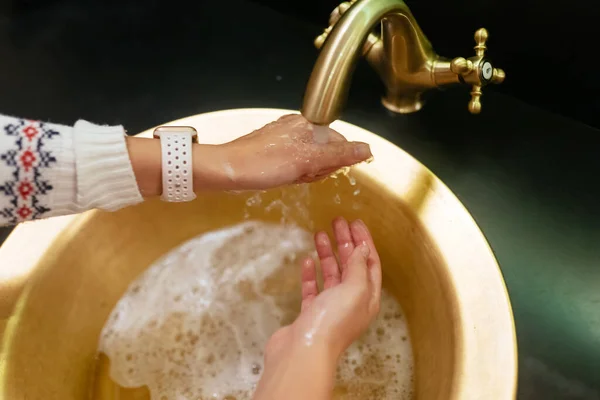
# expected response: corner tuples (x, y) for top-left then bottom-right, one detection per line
(328, 1), (356, 26)
(449, 28), (506, 114)
(314, 2), (354, 49)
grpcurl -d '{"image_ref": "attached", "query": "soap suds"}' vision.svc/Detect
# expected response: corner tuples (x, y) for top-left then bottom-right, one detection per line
(99, 221), (413, 399)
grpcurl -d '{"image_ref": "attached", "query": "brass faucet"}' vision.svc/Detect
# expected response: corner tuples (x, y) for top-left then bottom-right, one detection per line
(301, 0), (506, 125)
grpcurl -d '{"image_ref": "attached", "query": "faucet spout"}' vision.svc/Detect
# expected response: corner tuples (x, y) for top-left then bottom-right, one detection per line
(302, 0), (409, 125)
(301, 0), (506, 124)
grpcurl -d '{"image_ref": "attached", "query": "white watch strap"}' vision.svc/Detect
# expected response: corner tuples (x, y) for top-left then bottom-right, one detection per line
(158, 131), (196, 202)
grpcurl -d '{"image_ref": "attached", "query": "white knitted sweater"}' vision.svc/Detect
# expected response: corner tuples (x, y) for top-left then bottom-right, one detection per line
(0, 115), (143, 226)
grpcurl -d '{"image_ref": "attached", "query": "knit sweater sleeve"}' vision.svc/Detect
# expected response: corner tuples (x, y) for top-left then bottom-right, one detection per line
(0, 115), (143, 226)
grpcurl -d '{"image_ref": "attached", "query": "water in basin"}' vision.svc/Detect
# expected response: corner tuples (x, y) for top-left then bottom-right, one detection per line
(96, 207), (413, 400)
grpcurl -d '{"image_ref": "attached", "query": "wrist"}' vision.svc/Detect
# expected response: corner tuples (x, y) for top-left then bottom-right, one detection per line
(125, 136), (162, 197)
(272, 338), (339, 371)
(126, 137), (233, 198)
(191, 143), (232, 192)
(256, 338), (338, 400)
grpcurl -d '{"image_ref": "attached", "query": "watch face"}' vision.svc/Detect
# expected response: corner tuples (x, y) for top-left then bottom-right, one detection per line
(153, 126), (198, 139)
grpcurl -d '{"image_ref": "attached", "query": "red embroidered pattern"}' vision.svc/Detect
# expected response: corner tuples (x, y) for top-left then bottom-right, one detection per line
(0, 119), (59, 224)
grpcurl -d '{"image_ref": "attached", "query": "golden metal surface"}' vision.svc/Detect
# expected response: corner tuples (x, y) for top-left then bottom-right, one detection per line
(0, 109), (517, 399)
(152, 126), (198, 142)
(302, 0), (506, 124)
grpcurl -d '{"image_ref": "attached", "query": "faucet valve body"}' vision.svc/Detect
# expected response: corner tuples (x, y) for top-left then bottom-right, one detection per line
(304, 0), (506, 122)
(449, 28), (505, 114)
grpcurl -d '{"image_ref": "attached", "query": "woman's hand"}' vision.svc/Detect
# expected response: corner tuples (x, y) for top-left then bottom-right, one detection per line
(253, 217), (382, 400)
(127, 114), (372, 196)
(202, 114), (372, 190)
(268, 217), (382, 359)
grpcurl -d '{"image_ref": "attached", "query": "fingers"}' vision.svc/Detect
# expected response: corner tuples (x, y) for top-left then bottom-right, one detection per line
(307, 218), (381, 295)
(277, 113), (300, 122)
(350, 219), (382, 301)
(312, 167), (340, 179)
(349, 220), (380, 267)
(301, 256), (319, 312)
(327, 128), (347, 143)
(295, 166), (341, 184)
(311, 141), (373, 173)
(315, 231), (341, 289)
(344, 243), (370, 285)
(277, 114), (345, 142)
(332, 217), (354, 276)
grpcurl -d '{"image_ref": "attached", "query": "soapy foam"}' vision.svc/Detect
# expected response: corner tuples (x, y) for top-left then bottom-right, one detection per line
(98, 221), (413, 399)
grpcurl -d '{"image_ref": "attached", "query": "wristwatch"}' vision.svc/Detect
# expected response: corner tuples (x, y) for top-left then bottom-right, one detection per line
(153, 126), (198, 202)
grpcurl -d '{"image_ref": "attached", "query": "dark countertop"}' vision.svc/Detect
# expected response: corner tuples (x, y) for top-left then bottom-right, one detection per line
(1, 0), (599, 398)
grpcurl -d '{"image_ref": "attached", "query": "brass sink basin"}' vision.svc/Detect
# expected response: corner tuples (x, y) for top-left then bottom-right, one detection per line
(0, 108), (517, 399)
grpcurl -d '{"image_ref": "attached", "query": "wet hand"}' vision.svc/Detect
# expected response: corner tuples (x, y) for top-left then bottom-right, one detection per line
(253, 218), (382, 400)
(216, 114), (373, 190)
(266, 217), (382, 363)
(127, 114), (372, 197)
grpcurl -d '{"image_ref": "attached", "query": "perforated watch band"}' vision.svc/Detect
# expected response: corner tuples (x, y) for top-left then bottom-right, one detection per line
(153, 126), (197, 202)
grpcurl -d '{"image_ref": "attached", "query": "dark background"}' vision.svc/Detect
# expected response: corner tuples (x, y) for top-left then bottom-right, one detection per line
(2, 0), (599, 128)
(252, 0), (600, 129)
